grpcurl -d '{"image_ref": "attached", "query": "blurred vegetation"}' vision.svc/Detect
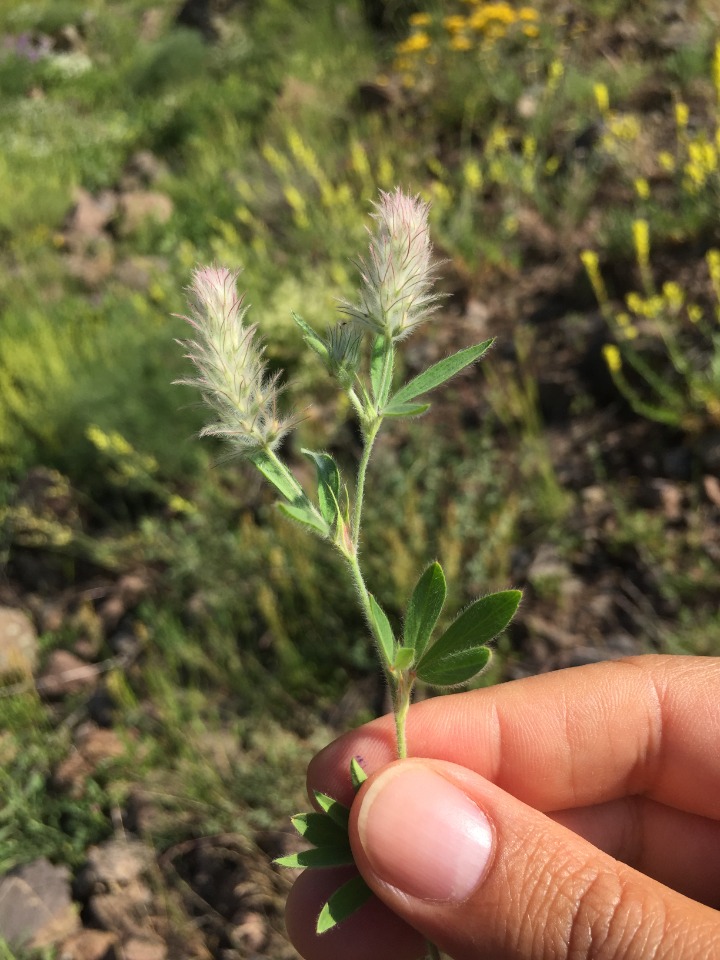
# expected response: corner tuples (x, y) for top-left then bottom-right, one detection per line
(0, 0), (719, 950)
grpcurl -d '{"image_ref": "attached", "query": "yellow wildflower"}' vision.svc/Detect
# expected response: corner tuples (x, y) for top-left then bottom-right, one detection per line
(603, 344), (622, 373)
(634, 178), (650, 199)
(450, 34), (473, 50)
(519, 6), (539, 19)
(632, 219), (650, 268)
(593, 83), (609, 115)
(409, 12), (432, 26)
(688, 305), (703, 324)
(396, 32), (431, 54)
(657, 151), (675, 173)
(463, 158), (483, 190)
(443, 15), (467, 33)
(662, 281), (684, 310)
(675, 102), (689, 128)
(523, 24), (540, 37)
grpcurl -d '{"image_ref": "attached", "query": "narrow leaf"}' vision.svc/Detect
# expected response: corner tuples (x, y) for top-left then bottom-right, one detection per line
(381, 401), (431, 418)
(350, 757), (367, 791)
(278, 502), (329, 536)
(317, 874), (374, 934)
(404, 561), (447, 659)
(275, 846), (354, 869)
(370, 336), (394, 406)
(251, 450), (305, 504)
(369, 594), (395, 668)
(416, 645), (492, 687)
(393, 646), (415, 671)
(293, 311), (329, 363)
(390, 340), (494, 406)
(314, 791), (350, 830)
(291, 812), (349, 847)
(302, 449), (341, 526)
(417, 590), (521, 677)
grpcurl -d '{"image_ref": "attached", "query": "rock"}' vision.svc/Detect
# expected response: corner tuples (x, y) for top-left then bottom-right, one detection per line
(59, 929), (118, 960)
(703, 474), (720, 507)
(79, 841), (155, 939)
(82, 841), (153, 892)
(230, 913), (266, 952)
(117, 191), (173, 236)
(65, 188), (117, 245)
(123, 937), (167, 960)
(0, 607), (38, 680)
(0, 859), (79, 950)
(38, 650), (97, 699)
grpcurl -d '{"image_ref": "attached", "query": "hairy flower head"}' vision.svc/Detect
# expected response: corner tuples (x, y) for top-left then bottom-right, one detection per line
(176, 266), (294, 456)
(341, 188), (441, 341)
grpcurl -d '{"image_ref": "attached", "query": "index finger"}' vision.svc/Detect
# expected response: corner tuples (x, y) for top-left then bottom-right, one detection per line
(308, 655), (720, 819)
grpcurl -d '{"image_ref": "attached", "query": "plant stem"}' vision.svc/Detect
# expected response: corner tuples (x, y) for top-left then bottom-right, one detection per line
(393, 673), (413, 759)
(426, 939), (442, 960)
(351, 419), (380, 548)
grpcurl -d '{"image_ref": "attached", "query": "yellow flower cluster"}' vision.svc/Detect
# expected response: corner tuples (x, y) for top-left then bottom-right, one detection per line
(393, 1), (540, 81)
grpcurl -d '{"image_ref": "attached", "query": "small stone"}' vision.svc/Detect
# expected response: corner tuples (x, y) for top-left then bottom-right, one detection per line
(231, 913), (266, 952)
(59, 929), (117, 960)
(0, 859), (79, 950)
(38, 650), (96, 699)
(0, 607), (38, 680)
(117, 191), (173, 237)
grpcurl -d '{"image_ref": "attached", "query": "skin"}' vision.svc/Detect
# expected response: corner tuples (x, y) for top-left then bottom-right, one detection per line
(285, 655), (720, 960)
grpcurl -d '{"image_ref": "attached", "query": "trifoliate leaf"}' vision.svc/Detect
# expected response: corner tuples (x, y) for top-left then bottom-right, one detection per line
(274, 845), (354, 869)
(381, 400), (431, 418)
(416, 590), (521, 686)
(278, 502), (330, 535)
(316, 874), (374, 934)
(302, 449), (341, 526)
(404, 561), (446, 659)
(291, 812), (349, 847)
(390, 339), (493, 406)
(314, 791), (351, 830)
(415, 645), (492, 687)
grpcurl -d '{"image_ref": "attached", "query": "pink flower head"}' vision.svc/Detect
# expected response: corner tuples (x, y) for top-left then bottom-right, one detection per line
(341, 188), (440, 341)
(176, 266), (294, 456)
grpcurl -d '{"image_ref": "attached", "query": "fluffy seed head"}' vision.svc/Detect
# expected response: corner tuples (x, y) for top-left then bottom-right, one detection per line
(176, 266), (294, 456)
(340, 188), (441, 341)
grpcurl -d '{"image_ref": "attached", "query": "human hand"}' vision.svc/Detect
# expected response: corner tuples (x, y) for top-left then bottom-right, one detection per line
(285, 655), (720, 960)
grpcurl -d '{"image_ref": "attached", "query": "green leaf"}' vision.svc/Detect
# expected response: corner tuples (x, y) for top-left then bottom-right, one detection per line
(350, 757), (367, 791)
(293, 311), (329, 363)
(416, 590), (521, 685)
(291, 812), (349, 847)
(314, 791), (350, 830)
(278, 502), (329, 536)
(416, 645), (492, 687)
(404, 561), (447, 659)
(370, 335), (394, 406)
(251, 449), (305, 504)
(302, 449), (341, 526)
(275, 846), (355, 869)
(369, 594), (395, 669)
(393, 646), (415, 671)
(381, 401), (431, 418)
(390, 340), (494, 406)
(317, 874), (374, 934)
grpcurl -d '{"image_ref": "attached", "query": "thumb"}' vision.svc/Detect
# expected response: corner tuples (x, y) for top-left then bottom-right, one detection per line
(350, 759), (720, 960)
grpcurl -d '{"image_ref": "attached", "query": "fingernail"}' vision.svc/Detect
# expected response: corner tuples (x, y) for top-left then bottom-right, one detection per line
(357, 763), (494, 902)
